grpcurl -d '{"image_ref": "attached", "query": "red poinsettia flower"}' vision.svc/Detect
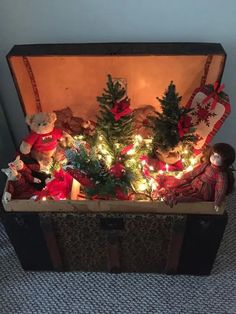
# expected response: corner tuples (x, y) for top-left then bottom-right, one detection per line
(110, 99), (132, 121)
(177, 115), (192, 138)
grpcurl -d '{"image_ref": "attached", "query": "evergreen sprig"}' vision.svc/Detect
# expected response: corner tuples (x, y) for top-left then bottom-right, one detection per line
(66, 143), (134, 199)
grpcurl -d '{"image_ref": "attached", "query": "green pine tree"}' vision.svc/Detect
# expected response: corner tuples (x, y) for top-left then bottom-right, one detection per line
(149, 81), (196, 155)
(96, 74), (134, 162)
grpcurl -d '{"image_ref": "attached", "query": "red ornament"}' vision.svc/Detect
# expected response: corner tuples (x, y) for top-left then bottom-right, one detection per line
(177, 115), (192, 138)
(109, 163), (126, 178)
(110, 99), (132, 121)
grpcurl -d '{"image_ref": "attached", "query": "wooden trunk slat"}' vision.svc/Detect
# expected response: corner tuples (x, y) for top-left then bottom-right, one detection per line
(2, 198), (224, 215)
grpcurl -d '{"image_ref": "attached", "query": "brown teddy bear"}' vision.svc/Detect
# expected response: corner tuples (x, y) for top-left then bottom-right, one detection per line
(20, 112), (74, 171)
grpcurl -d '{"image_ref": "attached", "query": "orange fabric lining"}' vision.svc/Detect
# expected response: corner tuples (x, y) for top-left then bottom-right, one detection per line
(9, 55), (223, 119)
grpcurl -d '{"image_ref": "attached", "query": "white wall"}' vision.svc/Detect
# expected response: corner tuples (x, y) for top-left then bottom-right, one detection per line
(0, 0), (236, 149)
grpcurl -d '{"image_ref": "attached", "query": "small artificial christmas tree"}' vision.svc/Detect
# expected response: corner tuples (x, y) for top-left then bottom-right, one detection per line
(149, 81), (197, 157)
(95, 75), (153, 197)
(65, 75), (136, 199)
(65, 75), (155, 200)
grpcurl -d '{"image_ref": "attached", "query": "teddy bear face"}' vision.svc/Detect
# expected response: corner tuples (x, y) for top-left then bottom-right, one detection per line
(26, 112), (57, 134)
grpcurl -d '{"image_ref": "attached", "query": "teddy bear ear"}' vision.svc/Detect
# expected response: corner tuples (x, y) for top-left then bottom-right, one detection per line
(25, 114), (34, 125)
(48, 112), (57, 123)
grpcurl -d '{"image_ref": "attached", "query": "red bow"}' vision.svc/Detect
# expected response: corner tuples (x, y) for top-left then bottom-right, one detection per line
(203, 81), (225, 110)
(110, 99), (132, 121)
(177, 115), (192, 138)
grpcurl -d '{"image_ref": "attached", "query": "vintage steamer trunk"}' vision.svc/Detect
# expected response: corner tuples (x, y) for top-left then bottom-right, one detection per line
(1, 43), (228, 274)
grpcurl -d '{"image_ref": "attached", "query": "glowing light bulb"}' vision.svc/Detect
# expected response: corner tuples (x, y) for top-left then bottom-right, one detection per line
(165, 164), (169, 172)
(141, 160), (146, 166)
(135, 135), (143, 143)
(145, 139), (152, 144)
(42, 197), (47, 201)
(138, 183), (147, 191)
(127, 148), (135, 155)
(149, 166), (154, 171)
(152, 183), (158, 190)
(99, 136), (103, 141)
(176, 172), (183, 179)
(159, 170), (164, 175)
(149, 178), (158, 190)
(186, 165), (193, 172)
(190, 157), (197, 165)
(106, 155), (112, 165)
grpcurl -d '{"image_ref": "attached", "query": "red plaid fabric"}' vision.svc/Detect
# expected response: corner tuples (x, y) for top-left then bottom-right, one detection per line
(167, 163), (228, 206)
(7, 176), (37, 199)
(18, 166), (35, 183)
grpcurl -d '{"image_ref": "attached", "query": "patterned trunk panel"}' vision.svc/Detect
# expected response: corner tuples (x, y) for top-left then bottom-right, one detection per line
(40, 213), (186, 273)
